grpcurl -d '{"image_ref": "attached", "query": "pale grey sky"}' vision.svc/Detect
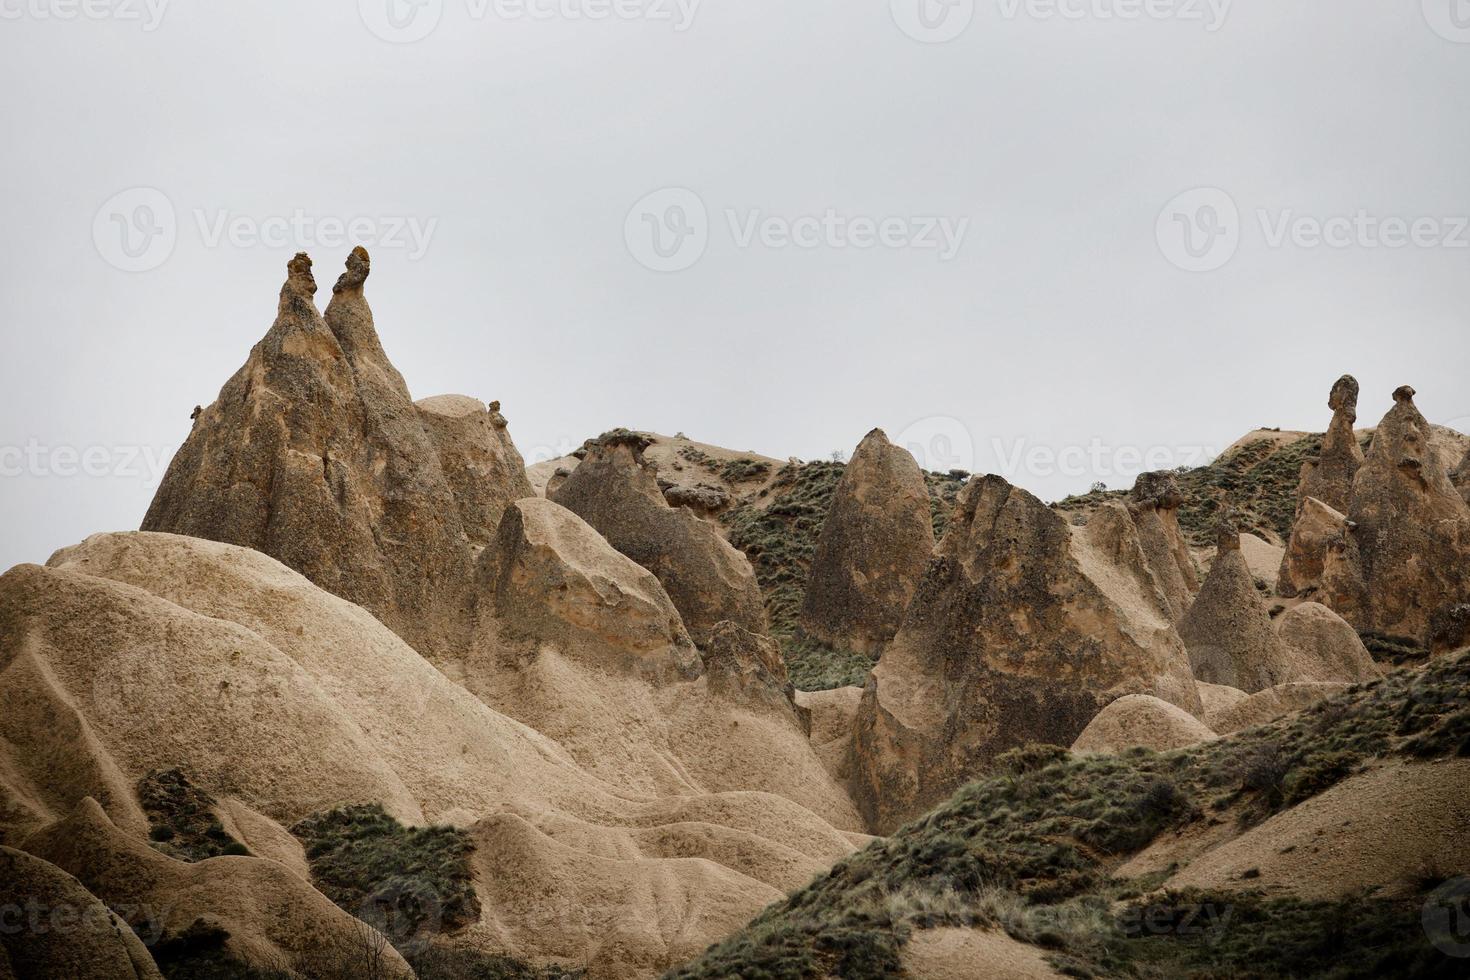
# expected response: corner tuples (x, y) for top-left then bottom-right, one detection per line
(2, 0), (1468, 572)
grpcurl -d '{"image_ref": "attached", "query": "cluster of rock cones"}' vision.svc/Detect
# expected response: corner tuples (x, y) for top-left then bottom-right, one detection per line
(3, 251), (1469, 979)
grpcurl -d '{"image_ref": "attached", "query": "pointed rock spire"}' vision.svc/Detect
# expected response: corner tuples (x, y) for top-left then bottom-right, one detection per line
(1296, 374), (1364, 513)
(799, 428), (935, 656)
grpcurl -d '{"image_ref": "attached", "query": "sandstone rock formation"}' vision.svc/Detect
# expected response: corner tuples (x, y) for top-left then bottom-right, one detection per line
(1297, 374), (1364, 512)
(1278, 376), (1364, 599)
(703, 621), (808, 732)
(1208, 681), (1352, 735)
(479, 497), (703, 684)
(1454, 446), (1470, 504)
(1336, 386), (1470, 641)
(1275, 496), (1363, 603)
(24, 798), (415, 979)
(848, 475), (1200, 832)
(141, 251), (530, 659)
(1179, 517), (1298, 693)
(1125, 471), (1200, 621)
(1070, 694), (1217, 755)
(1, 531), (861, 977)
(1430, 603), (1470, 656)
(0, 845), (164, 980)
(416, 395), (533, 550)
(1274, 602), (1382, 684)
(798, 429), (935, 656)
(551, 431), (766, 645)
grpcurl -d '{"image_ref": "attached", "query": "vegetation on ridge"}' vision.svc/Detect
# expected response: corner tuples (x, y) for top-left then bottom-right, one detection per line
(666, 649), (1470, 979)
(722, 460), (967, 691)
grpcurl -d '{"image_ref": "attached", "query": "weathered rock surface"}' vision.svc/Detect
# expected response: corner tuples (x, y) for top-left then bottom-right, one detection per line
(1, 531), (862, 978)
(551, 431), (766, 645)
(1334, 387), (1470, 641)
(1297, 375), (1364, 513)
(1207, 681), (1353, 735)
(1430, 603), (1470, 656)
(1125, 471), (1200, 621)
(848, 476), (1200, 832)
(479, 497), (702, 683)
(703, 621), (809, 732)
(1454, 446), (1470, 504)
(0, 845), (164, 980)
(416, 395), (533, 549)
(798, 429), (935, 656)
(1180, 518), (1298, 693)
(141, 251), (529, 659)
(1274, 602), (1383, 684)
(1071, 694), (1217, 755)
(23, 799), (415, 979)
(1276, 496), (1363, 603)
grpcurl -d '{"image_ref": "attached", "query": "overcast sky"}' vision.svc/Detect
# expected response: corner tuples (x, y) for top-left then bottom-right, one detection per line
(2, 0), (1468, 572)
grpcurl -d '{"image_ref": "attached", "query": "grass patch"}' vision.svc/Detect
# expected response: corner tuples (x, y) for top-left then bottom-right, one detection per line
(722, 460), (965, 690)
(667, 650), (1470, 978)
(293, 804), (480, 945)
(1053, 432), (1375, 549)
(139, 768), (250, 862)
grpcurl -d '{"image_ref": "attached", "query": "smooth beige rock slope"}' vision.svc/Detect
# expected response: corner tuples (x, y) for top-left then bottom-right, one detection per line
(0, 529), (860, 978)
(551, 430), (767, 646)
(141, 250), (531, 659)
(798, 428), (935, 656)
(1071, 694), (1218, 754)
(849, 476), (1200, 832)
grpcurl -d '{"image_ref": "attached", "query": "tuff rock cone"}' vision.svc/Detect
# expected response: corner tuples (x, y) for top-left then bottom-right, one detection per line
(141, 250), (531, 658)
(798, 428), (935, 656)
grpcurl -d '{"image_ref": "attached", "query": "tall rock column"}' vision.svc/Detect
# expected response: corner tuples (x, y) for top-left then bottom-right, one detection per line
(1340, 386), (1470, 642)
(798, 428), (935, 656)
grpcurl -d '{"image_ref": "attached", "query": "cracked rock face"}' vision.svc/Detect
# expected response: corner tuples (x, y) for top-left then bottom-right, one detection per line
(550, 432), (766, 646)
(141, 250), (532, 658)
(847, 475), (1200, 833)
(798, 428), (935, 657)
